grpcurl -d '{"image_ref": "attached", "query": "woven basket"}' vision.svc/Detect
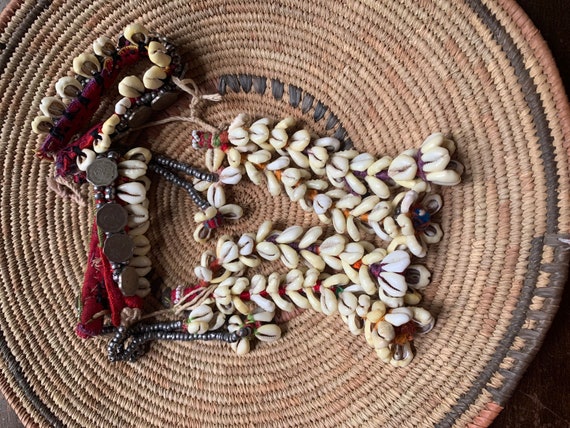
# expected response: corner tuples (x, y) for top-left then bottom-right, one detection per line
(1, 0), (569, 426)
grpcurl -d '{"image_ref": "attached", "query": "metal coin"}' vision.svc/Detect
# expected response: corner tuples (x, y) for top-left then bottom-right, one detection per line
(103, 233), (134, 263)
(118, 266), (139, 296)
(86, 158), (118, 186)
(151, 91), (178, 111)
(126, 105), (153, 128)
(96, 203), (128, 233)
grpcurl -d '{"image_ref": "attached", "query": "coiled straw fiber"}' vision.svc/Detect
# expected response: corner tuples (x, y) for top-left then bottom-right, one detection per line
(0, 0), (569, 426)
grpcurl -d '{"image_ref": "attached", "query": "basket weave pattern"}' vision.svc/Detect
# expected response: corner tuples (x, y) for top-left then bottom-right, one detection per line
(0, 0), (569, 426)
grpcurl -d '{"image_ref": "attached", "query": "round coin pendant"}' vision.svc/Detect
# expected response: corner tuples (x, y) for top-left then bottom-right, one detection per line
(118, 266), (139, 296)
(103, 233), (135, 263)
(86, 158), (118, 186)
(96, 203), (128, 233)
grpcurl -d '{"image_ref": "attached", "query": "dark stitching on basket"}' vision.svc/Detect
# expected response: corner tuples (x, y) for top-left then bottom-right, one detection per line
(0, 329), (63, 427)
(438, 0), (563, 425)
(218, 74), (354, 149)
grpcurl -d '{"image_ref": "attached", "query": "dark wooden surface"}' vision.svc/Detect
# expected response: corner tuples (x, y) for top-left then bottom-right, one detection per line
(0, 1), (569, 427)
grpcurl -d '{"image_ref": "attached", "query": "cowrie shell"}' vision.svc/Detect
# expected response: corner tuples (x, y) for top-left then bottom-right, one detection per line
(125, 203), (149, 227)
(341, 260), (360, 284)
(338, 292), (358, 316)
(281, 168), (301, 187)
(267, 156), (290, 171)
(285, 269), (304, 291)
(72, 53), (100, 78)
(346, 216), (361, 242)
(287, 290), (311, 309)
(55, 76), (82, 98)
(365, 176), (391, 199)
(322, 273), (349, 288)
(313, 137), (340, 152)
(300, 250), (325, 271)
(359, 265), (377, 295)
(331, 208), (347, 234)
(219, 166), (242, 185)
(230, 277), (249, 295)
(425, 170), (461, 186)
(76, 149), (96, 171)
(379, 272), (407, 298)
(339, 242), (364, 265)
(118, 75), (145, 98)
(148, 41), (171, 67)
(320, 288), (338, 315)
(345, 172), (367, 195)
(303, 269), (320, 288)
(319, 234), (346, 256)
(289, 184), (307, 202)
(275, 117), (296, 129)
(368, 201), (392, 222)
(143, 65), (167, 90)
(279, 244), (299, 269)
(380, 250), (410, 273)
(287, 148), (310, 168)
(313, 194), (333, 215)
(356, 294), (371, 317)
(351, 196), (380, 217)
(249, 275), (267, 294)
(247, 149), (272, 165)
(124, 23), (149, 43)
(256, 221), (273, 242)
(209, 312), (226, 331)
(326, 155), (349, 179)
(385, 307), (413, 326)
(102, 114), (120, 135)
(228, 126), (250, 146)
(117, 182), (147, 204)
(404, 289), (422, 305)
(118, 159), (147, 179)
(208, 184), (226, 208)
(253, 324), (282, 343)
(218, 240), (239, 264)
(298, 226), (323, 248)
(114, 97), (132, 116)
(304, 288), (322, 312)
(237, 234), (255, 256)
(130, 256), (152, 276)
(405, 264), (431, 290)
(249, 118), (271, 145)
(132, 234), (151, 256)
(188, 305), (214, 323)
(420, 146), (450, 173)
(308, 146), (328, 174)
(305, 179), (328, 191)
(288, 129), (311, 151)
(350, 153), (376, 172)
(421, 132), (456, 155)
(256, 242), (280, 261)
(335, 194), (361, 210)
(388, 154), (418, 181)
(93, 35), (116, 57)
(128, 220), (150, 237)
(269, 127), (288, 150)
(124, 147), (151, 163)
(271, 293), (295, 312)
(275, 225), (304, 244)
(40, 96), (66, 118)
(322, 254), (343, 271)
(264, 170), (282, 196)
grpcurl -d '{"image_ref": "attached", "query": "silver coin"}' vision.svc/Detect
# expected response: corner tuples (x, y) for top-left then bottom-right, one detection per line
(96, 203), (128, 233)
(151, 91), (178, 111)
(103, 233), (134, 263)
(86, 158), (118, 186)
(118, 266), (139, 296)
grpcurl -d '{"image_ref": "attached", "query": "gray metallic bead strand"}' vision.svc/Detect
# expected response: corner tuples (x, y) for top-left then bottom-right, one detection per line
(152, 154), (218, 182)
(148, 162), (210, 210)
